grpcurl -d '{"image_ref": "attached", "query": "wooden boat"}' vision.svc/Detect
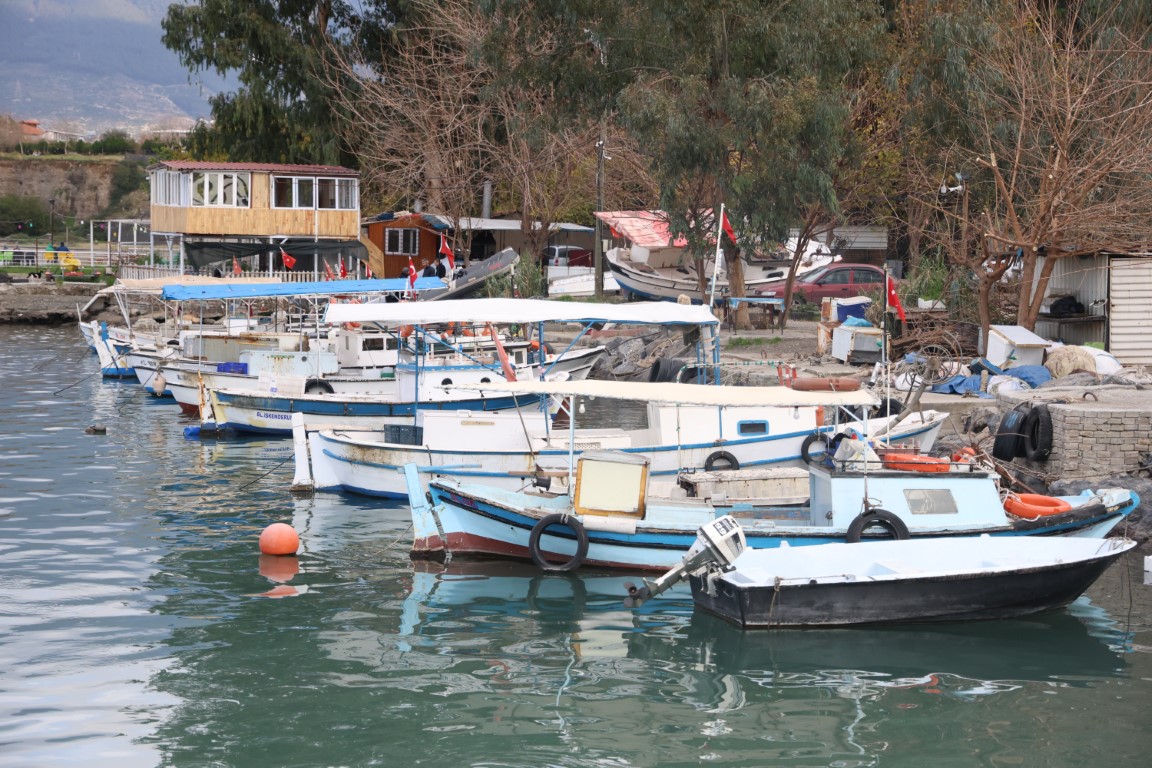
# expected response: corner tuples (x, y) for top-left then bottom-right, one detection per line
(299, 379), (946, 498)
(402, 389), (1133, 571)
(631, 516), (1136, 627)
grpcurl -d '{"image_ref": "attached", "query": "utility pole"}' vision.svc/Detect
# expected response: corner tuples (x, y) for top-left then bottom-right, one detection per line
(594, 119), (606, 299)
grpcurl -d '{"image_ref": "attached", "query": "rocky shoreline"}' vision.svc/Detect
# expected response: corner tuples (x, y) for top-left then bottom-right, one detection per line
(0, 279), (116, 324)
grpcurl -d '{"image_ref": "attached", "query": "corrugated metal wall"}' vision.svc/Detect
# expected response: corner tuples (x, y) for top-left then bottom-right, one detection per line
(1033, 255), (1108, 347)
(1109, 257), (1152, 364)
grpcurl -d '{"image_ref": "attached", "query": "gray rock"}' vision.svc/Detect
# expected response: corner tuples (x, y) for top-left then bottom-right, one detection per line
(1047, 474), (1152, 545)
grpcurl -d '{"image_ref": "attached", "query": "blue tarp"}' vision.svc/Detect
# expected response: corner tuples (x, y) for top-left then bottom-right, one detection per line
(161, 277), (445, 301)
(929, 363), (1053, 396)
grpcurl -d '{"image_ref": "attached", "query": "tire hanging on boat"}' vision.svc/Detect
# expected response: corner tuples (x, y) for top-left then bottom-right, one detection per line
(528, 514), (589, 572)
(704, 450), (740, 472)
(1022, 404), (1054, 461)
(800, 433), (831, 465)
(304, 379), (335, 395)
(845, 509), (910, 543)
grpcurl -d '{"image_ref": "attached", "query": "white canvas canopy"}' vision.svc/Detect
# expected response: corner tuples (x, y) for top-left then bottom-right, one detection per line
(451, 379), (879, 407)
(324, 298), (719, 327)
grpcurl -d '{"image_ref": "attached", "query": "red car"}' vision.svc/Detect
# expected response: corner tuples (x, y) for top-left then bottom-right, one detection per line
(753, 263), (892, 304)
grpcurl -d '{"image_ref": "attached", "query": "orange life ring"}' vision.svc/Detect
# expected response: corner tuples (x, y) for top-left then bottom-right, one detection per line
(951, 446), (977, 462)
(398, 324), (414, 339)
(1004, 493), (1073, 520)
(880, 453), (953, 473)
(789, 376), (861, 392)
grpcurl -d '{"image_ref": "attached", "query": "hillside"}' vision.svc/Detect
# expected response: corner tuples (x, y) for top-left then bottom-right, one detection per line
(0, 0), (228, 134)
(0, 156), (128, 220)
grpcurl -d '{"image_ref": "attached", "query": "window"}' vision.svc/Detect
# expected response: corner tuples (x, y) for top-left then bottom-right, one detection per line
(851, 268), (881, 285)
(190, 171), (250, 207)
(737, 421), (768, 435)
(272, 175), (358, 210)
(386, 228), (419, 255)
(822, 269), (851, 285)
(903, 489), (959, 515)
(151, 169), (190, 207)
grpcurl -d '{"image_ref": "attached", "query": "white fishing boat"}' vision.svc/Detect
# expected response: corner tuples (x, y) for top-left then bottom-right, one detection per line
(399, 383), (1136, 572)
(629, 516), (1137, 627)
(293, 379), (946, 498)
(597, 211), (836, 302)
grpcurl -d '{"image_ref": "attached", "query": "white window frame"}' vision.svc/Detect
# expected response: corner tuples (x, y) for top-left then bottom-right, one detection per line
(190, 171), (250, 208)
(272, 175), (359, 211)
(150, 169), (191, 207)
(385, 228), (420, 256)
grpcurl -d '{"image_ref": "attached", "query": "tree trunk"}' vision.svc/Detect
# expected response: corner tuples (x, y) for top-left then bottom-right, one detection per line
(725, 242), (751, 330)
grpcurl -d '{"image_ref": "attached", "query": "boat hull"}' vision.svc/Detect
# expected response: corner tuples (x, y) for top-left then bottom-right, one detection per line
(415, 483), (1137, 571)
(689, 538), (1134, 627)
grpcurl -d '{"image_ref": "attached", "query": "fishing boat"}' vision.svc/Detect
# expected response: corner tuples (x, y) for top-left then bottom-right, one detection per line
(597, 211), (835, 302)
(294, 378), (946, 498)
(403, 401), (1137, 571)
(629, 516), (1136, 627)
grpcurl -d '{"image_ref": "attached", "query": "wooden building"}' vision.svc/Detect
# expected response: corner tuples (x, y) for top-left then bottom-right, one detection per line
(148, 161), (366, 275)
(362, 212), (451, 278)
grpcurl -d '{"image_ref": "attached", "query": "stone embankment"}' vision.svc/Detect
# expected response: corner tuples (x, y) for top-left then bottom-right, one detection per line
(0, 278), (114, 324)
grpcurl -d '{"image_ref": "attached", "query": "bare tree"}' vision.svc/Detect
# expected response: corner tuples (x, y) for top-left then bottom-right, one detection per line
(909, 1), (1152, 335)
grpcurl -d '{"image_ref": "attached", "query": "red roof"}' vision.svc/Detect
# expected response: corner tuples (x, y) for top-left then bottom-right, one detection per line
(594, 210), (687, 249)
(153, 160), (358, 177)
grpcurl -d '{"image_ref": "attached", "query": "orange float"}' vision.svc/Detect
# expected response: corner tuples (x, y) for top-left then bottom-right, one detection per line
(789, 377), (861, 392)
(1004, 493), (1073, 520)
(259, 523), (300, 555)
(880, 453), (953, 473)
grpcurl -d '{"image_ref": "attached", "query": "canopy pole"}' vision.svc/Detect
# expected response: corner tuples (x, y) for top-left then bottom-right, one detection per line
(567, 395), (576, 491)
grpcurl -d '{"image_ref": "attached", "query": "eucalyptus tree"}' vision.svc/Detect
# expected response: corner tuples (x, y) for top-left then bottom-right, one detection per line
(162, 0), (398, 165)
(483, 0), (885, 326)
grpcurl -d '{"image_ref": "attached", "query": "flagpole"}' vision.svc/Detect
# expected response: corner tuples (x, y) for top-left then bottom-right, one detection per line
(708, 203), (725, 309)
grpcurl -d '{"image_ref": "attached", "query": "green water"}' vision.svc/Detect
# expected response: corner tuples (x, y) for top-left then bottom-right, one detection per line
(1, 326), (1150, 767)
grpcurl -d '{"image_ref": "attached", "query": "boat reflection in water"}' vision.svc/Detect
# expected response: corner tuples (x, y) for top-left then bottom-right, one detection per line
(383, 560), (1134, 764)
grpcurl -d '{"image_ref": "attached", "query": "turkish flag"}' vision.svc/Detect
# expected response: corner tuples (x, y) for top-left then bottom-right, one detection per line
(280, 248), (296, 270)
(324, 261), (335, 281)
(439, 232), (455, 270)
(339, 259), (348, 278)
(232, 257), (242, 275)
(720, 209), (738, 245)
(407, 256), (417, 296)
(887, 276), (906, 321)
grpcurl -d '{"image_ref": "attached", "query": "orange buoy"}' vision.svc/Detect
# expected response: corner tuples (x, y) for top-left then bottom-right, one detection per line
(259, 523), (300, 555)
(951, 446), (978, 463)
(789, 376), (861, 392)
(880, 453), (953, 473)
(1004, 493), (1073, 520)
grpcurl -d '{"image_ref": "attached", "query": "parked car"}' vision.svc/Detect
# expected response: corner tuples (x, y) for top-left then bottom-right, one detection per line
(752, 263), (892, 304)
(542, 245), (592, 268)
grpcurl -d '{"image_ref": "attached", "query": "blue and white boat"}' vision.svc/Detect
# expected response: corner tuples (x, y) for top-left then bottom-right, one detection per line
(295, 378), (946, 498)
(401, 384), (1136, 571)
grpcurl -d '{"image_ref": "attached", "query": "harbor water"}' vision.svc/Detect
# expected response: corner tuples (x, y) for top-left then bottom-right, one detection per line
(2, 325), (1152, 767)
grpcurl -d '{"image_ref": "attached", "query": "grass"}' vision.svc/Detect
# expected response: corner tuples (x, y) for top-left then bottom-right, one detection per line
(726, 336), (783, 349)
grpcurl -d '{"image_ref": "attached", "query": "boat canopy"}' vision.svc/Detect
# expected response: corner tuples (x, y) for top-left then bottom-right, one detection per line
(97, 276), (284, 297)
(451, 379), (879, 407)
(324, 298), (720, 327)
(160, 277), (444, 301)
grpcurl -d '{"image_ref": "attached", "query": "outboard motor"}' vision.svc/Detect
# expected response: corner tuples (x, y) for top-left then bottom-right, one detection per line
(626, 515), (747, 607)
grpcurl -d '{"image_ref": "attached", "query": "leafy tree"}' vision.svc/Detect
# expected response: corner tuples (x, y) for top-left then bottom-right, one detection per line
(483, 1), (884, 326)
(0, 196), (49, 238)
(162, 1), (399, 166)
(899, 0), (1152, 338)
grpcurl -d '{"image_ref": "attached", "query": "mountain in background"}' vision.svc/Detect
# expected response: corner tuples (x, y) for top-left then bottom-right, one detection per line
(0, 0), (230, 136)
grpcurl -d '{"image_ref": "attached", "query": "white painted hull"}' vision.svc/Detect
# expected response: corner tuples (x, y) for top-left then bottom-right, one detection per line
(301, 408), (947, 498)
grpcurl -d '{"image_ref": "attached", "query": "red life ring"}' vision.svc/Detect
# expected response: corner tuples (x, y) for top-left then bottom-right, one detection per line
(1004, 493), (1073, 520)
(789, 377), (861, 392)
(880, 453), (953, 473)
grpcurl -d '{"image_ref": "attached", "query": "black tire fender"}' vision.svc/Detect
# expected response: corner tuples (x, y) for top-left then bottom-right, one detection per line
(1022, 404), (1054, 461)
(800, 433), (831, 464)
(991, 404), (1031, 461)
(704, 450), (740, 472)
(874, 397), (904, 418)
(528, 514), (589, 572)
(304, 378), (335, 395)
(648, 357), (681, 383)
(845, 509), (910, 543)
